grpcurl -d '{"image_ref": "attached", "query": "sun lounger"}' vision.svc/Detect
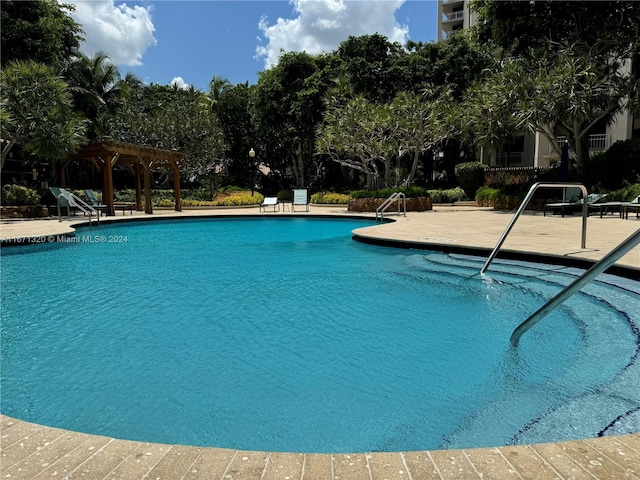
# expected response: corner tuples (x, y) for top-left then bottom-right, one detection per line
(292, 189), (309, 212)
(260, 196), (279, 212)
(588, 195), (639, 219)
(544, 193), (607, 217)
(621, 195), (640, 219)
(84, 189), (108, 215)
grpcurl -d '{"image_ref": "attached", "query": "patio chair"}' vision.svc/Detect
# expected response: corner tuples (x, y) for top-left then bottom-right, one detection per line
(292, 189), (309, 212)
(543, 193), (607, 217)
(259, 196), (279, 212)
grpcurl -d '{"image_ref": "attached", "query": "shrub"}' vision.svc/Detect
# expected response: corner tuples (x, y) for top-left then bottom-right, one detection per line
(584, 139), (640, 190)
(1, 185), (41, 205)
(475, 186), (502, 203)
(454, 162), (487, 198)
(311, 192), (349, 204)
(427, 187), (467, 203)
(349, 186), (429, 199)
(605, 183), (640, 202)
(277, 190), (293, 201)
(212, 191), (263, 206)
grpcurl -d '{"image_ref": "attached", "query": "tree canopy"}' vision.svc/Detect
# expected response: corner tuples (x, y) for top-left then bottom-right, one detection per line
(1, 0), (83, 70)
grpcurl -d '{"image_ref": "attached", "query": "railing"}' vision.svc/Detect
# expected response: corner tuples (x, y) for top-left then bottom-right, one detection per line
(56, 191), (100, 226)
(444, 10), (464, 22)
(550, 135), (610, 155)
(375, 192), (406, 222)
(510, 228), (640, 346)
(495, 152), (524, 166)
(480, 182), (588, 274)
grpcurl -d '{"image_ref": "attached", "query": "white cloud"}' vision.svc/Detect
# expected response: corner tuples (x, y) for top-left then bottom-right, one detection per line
(170, 76), (190, 90)
(62, 1), (156, 66)
(255, 0), (408, 69)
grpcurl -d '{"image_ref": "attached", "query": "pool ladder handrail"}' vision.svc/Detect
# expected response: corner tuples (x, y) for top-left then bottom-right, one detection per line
(480, 182), (589, 275)
(57, 191), (100, 227)
(376, 192), (406, 222)
(510, 227), (640, 346)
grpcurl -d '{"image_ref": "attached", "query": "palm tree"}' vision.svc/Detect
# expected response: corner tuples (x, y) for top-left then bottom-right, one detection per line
(63, 52), (122, 139)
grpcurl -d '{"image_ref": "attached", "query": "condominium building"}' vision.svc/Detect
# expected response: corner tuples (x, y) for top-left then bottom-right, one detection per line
(437, 0), (639, 168)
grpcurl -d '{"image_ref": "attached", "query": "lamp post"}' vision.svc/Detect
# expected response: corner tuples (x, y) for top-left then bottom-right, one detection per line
(249, 147), (256, 196)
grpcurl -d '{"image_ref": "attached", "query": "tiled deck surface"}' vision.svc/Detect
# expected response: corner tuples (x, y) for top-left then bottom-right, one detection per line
(1, 204), (639, 479)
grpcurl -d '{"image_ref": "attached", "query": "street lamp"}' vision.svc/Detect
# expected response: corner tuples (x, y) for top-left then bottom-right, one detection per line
(249, 148), (256, 196)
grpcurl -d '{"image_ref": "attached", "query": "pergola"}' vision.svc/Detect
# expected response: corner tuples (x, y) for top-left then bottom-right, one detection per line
(65, 139), (183, 216)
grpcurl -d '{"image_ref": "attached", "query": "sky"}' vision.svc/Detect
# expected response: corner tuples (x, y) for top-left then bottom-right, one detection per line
(62, 0), (439, 91)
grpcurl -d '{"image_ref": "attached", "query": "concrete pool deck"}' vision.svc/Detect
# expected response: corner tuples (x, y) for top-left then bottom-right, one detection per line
(1, 204), (639, 479)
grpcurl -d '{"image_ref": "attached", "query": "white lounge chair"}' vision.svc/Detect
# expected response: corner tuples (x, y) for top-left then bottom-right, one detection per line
(260, 196), (279, 212)
(292, 189), (309, 212)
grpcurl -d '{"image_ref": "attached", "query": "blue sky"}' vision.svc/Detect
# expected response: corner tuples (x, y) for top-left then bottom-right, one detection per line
(64, 1), (438, 91)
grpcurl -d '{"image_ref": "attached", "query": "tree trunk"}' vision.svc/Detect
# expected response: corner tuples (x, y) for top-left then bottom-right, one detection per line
(573, 133), (591, 170)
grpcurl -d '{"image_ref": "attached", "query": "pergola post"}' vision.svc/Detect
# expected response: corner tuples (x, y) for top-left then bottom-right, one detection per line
(171, 163), (182, 212)
(141, 159), (153, 214)
(103, 154), (115, 216)
(134, 163), (143, 211)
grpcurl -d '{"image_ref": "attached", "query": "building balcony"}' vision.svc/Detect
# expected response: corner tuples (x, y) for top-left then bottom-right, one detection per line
(550, 134), (611, 154)
(443, 10), (464, 22)
(496, 152), (524, 166)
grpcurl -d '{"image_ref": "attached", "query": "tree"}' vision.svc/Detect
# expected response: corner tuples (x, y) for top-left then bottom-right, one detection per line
(1, 0), (83, 70)
(392, 90), (452, 185)
(104, 82), (225, 182)
(469, 0), (640, 170)
(252, 51), (336, 188)
(317, 94), (389, 189)
(1, 61), (88, 172)
(64, 52), (123, 139)
(471, 0), (640, 59)
(470, 44), (638, 169)
(336, 34), (407, 103)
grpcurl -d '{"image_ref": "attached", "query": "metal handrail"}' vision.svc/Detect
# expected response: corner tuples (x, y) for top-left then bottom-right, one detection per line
(375, 192), (406, 222)
(480, 182), (588, 274)
(510, 228), (640, 347)
(57, 192), (100, 226)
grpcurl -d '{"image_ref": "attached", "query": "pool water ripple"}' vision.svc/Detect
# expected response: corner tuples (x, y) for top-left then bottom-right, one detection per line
(1, 217), (638, 453)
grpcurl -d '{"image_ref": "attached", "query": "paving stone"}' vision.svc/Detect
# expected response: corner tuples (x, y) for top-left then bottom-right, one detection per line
(332, 453), (371, 480)
(262, 452), (304, 480)
(182, 447), (236, 480)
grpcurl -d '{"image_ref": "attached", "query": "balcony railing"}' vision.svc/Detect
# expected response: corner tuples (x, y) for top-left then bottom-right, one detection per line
(496, 152), (524, 166)
(550, 134), (610, 154)
(443, 10), (464, 22)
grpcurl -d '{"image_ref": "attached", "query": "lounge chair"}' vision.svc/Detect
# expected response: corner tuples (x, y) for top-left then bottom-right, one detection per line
(84, 189), (109, 215)
(543, 193), (607, 217)
(49, 187), (99, 220)
(49, 187), (77, 216)
(621, 195), (640, 219)
(260, 196), (279, 212)
(292, 189), (309, 212)
(588, 195), (639, 218)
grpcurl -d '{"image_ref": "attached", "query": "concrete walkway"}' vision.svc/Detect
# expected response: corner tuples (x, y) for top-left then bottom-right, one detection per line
(1, 205), (639, 479)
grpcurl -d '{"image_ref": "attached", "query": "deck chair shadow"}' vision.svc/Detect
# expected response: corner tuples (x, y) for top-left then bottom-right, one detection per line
(260, 196), (279, 212)
(292, 189), (309, 212)
(544, 193), (607, 217)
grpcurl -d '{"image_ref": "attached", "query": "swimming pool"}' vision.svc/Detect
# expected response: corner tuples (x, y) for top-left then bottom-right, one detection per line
(1, 217), (639, 453)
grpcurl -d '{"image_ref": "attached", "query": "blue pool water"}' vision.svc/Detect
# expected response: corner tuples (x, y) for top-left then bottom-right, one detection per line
(1, 217), (639, 453)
